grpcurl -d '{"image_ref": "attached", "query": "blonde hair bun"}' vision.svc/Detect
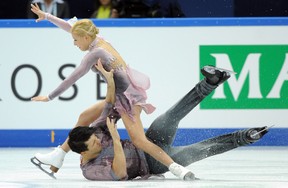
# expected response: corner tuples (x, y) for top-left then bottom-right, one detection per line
(71, 19), (99, 39)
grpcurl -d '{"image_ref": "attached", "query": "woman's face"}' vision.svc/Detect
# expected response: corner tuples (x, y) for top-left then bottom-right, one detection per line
(72, 33), (90, 51)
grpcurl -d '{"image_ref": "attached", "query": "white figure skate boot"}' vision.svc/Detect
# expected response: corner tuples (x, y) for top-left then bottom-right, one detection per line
(169, 162), (196, 181)
(31, 145), (66, 179)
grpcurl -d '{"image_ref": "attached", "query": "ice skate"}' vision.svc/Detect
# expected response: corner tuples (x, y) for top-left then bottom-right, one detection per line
(30, 157), (56, 179)
(246, 125), (273, 142)
(168, 162), (196, 181)
(201, 65), (235, 85)
(30, 145), (66, 179)
(202, 65), (237, 75)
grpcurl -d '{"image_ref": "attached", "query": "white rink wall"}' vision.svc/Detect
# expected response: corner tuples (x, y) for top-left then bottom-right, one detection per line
(0, 18), (287, 146)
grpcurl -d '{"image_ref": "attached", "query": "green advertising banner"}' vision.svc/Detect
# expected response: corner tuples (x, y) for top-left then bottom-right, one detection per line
(200, 45), (288, 109)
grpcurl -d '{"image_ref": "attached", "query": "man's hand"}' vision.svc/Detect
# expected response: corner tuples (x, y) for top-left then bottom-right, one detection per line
(31, 3), (46, 22)
(106, 117), (120, 141)
(95, 59), (114, 84)
(95, 59), (115, 104)
(106, 117), (127, 179)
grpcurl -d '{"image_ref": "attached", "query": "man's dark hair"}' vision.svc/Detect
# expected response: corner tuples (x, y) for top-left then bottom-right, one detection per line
(68, 126), (96, 154)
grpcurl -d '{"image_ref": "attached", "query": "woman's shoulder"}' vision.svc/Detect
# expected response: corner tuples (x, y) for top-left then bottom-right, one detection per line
(88, 47), (108, 58)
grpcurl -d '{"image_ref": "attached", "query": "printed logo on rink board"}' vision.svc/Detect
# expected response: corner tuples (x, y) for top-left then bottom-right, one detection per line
(200, 45), (288, 109)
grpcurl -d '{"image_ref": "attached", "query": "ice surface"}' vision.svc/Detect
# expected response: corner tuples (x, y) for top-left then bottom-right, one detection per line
(0, 147), (287, 188)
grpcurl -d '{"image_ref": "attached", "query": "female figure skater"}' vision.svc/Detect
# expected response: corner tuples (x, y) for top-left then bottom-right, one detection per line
(30, 3), (194, 180)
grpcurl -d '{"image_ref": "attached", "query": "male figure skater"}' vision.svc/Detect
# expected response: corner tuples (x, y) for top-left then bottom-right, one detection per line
(66, 65), (268, 180)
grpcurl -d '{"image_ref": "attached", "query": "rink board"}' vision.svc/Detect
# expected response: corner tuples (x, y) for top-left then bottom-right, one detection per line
(0, 18), (288, 146)
(0, 128), (287, 147)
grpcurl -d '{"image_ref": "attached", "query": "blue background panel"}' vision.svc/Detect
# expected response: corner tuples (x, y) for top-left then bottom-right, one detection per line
(0, 128), (286, 147)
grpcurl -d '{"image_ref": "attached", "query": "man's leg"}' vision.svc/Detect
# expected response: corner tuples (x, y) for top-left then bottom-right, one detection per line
(146, 126), (268, 174)
(167, 126), (269, 167)
(145, 66), (231, 174)
(145, 79), (217, 146)
(145, 65), (230, 147)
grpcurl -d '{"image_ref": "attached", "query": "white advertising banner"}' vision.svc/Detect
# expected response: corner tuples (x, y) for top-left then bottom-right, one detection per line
(1, 20), (288, 129)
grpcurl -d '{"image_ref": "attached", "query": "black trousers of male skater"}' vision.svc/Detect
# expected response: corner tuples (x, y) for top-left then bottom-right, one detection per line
(144, 79), (255, 174)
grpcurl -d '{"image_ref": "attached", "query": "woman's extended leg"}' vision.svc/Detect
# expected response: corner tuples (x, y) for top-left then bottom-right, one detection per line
(121, 106), (174, 166)
(121, 105), (194, 180)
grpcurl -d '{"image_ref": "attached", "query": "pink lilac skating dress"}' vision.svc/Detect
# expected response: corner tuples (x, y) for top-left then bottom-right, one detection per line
(45, 14), (155, 119)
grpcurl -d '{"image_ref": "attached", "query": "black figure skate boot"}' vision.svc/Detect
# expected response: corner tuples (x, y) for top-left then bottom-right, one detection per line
(201, 65), (235, 85)
(246, 125), (272, 143)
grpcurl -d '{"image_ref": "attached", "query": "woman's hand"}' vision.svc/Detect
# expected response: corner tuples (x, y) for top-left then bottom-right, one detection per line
(30, 3), (46, 22)
(31, 95), (49, 102)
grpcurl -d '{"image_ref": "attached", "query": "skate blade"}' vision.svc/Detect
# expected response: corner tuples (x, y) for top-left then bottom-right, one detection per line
(250, 125), (275, 137)
(205, 65), (237, 75)
(183, 172), (196, 181)
(30, 157), (57, 179)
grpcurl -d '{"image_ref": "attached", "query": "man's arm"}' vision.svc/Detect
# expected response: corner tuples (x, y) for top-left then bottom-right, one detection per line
(106, 117), (127, 179)
(96, 61), (127, 179)
(95, 59), (115, 104)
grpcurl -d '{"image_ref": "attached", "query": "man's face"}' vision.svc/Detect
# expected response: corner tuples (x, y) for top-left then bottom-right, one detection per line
(84, 134), (102, 154)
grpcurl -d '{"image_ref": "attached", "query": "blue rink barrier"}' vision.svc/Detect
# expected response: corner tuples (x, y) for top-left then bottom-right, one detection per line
(0, 128), (287, 147)
(1, 17), (288, 28)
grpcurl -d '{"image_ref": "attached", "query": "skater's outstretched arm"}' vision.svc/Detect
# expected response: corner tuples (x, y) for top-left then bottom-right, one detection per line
(31, 3), (72, 32)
